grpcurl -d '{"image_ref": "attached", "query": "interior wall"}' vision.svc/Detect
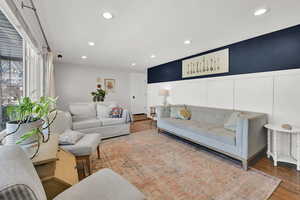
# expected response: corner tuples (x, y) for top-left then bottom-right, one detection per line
(54, 63), (142, 111)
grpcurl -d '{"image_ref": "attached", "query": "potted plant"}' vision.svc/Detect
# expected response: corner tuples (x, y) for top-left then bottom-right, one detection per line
(1, 96), (57, 159)
(91, 84), (106, 102)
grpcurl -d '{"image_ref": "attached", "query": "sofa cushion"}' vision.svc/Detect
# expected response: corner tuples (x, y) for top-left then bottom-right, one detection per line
(159, 118), (236, 145)
(101, 118), (126, 126)
(96, 104), (110, 119)
(96, 102), (118, 119)
(73, 119), (101, 130)
(224, 112), (240, 131)
(69, 103), (96, 120)
(60, 134), (101, 156)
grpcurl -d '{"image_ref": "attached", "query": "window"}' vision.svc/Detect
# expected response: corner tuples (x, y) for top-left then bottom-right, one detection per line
(0, 10), (23, 131)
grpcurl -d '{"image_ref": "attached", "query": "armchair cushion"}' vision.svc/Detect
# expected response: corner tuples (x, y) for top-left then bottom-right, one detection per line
(72, 119), (101, 130)
(60, 134), (101, 156)
(54, 168), (145, 200)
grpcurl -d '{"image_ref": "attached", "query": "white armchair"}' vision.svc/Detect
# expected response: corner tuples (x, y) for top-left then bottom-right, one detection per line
(0, 145), (146, 200)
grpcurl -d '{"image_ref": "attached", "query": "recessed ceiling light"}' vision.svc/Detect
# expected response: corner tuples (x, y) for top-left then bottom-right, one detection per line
(131, 63), (136, 66)
(88, 42), (95, 46)
(81, 56), (87, 59)
(102, 12), (113, 19)
(184, 40), (191, 44)
(150, 54), (156, 58)
(254, 8), (268, 16)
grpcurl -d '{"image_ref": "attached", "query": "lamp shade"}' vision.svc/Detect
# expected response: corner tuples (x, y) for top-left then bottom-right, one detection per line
(159, 89), (169, 96)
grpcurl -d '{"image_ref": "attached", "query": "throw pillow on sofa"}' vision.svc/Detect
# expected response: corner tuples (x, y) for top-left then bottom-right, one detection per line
(59, 130), (84, 145)
(224, 112), (240, 131)
(170, 106), (183, 119)
(110, 107), (123, 118)
(178, 107), (191, 120)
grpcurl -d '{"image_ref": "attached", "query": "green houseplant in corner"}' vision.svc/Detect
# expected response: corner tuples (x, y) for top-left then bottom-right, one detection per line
(1, 96), (58, 159)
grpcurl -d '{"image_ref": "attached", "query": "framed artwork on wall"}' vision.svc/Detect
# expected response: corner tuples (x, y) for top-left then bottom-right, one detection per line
(182, 48), (229, 78)
(104, 79), (116, 93)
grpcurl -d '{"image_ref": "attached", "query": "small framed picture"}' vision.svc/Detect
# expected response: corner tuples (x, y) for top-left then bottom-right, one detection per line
(104, 79), (116, 93)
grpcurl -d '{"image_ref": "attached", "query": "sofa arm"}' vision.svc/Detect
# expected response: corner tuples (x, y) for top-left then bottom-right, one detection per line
(54, 168), (145, 200)
(236, 114), (268, 159)
(122, 109), (132, 123)
(156, 106), (170, 119)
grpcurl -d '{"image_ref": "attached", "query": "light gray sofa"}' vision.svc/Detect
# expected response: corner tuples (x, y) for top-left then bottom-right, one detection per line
(156, 105), (268, 170)
(68, 102), (131, 139)
(0, 145), (145, 200)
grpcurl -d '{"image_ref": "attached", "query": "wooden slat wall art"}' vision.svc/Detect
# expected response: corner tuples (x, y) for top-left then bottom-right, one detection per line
(182, 49), (229, 78)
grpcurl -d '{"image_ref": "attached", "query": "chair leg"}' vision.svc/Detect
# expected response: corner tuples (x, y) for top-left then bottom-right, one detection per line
(86, 156), (92, 175)
(97, 145), (100, 159)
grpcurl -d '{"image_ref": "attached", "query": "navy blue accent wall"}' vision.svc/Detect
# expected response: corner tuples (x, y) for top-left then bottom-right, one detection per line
(148, 24), (300, 84)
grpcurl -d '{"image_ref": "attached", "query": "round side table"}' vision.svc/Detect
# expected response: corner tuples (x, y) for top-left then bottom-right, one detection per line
(264, 124), (300, 171)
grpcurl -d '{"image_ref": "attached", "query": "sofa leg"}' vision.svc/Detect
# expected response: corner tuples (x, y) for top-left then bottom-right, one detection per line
(157, 128), (162, 134)
(242, 159), (248, 170)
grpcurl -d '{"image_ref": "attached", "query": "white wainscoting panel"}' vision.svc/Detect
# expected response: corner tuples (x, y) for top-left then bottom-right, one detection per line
(234, 77), (274, 119)
(206, 79), (234, 109)
(170, 79), (207, 106)
(273, 74), (300, 125)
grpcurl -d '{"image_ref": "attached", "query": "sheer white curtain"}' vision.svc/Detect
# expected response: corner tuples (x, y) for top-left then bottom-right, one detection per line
(24, 41), (44, 99)
(44, 52), (55, 98)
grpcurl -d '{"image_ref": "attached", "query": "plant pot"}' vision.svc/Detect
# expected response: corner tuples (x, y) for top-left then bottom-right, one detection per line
(5, 119), (43, 145)
(93, 96), (105, 102)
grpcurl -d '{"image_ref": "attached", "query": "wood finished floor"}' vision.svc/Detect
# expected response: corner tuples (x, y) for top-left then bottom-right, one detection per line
(130, 119), (300, 200)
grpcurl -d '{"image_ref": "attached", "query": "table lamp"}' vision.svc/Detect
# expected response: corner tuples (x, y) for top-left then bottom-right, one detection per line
(159, 89), (170, 106)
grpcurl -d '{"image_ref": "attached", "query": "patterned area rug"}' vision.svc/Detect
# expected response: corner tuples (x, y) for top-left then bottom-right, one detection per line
(92, 130), (280, 200)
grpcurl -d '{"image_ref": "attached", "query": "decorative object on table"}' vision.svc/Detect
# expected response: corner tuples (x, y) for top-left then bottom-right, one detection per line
(104, 79), (116, 93)
(264, 124), (300, 171)
(178, 105), (191, 120)
(91, 84), (106, 102)
(281, 124), (292, 130)
(158, 89), (170, 106)
(182, 48), (229, 78)
(1, 96), (57, 159)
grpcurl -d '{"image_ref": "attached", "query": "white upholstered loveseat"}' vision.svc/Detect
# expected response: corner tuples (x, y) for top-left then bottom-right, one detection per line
(67, 102), (131, 139)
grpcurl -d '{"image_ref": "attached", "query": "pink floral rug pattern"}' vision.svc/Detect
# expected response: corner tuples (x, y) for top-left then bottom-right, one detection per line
(92, 130), (280, 200)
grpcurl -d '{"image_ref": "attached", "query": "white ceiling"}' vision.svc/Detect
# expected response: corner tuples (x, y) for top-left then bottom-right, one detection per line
(31, 0), (300, 71)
